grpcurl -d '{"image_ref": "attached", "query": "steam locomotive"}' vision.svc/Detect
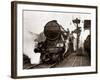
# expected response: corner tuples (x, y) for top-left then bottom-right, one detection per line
(34, 20), (69, 64)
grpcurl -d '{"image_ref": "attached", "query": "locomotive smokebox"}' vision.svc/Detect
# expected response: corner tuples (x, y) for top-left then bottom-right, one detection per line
(44, 20), (61, 40)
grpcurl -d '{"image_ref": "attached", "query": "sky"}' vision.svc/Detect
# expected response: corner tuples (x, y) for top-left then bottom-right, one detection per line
(23, 10), (91, 34)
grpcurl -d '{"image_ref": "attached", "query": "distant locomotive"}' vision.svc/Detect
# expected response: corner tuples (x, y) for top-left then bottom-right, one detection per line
(34, 20), (68, 64)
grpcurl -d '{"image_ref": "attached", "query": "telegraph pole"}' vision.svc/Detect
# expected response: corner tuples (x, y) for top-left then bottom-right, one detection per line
(72, 18), (80, 50)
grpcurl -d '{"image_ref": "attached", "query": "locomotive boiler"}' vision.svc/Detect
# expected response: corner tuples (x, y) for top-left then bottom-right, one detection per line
(34, 20), (68, 64)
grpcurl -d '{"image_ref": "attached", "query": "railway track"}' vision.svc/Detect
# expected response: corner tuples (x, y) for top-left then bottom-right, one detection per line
(23, 51), (90, 69)
(23, 52), (70, 69)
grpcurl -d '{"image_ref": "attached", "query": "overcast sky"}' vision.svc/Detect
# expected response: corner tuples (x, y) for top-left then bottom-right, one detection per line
(23, 10), (91, 34)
